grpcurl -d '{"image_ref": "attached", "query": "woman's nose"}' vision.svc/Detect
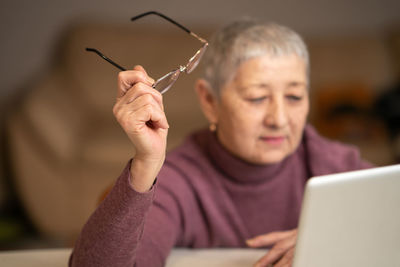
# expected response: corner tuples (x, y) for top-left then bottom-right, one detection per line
(264, 98), (288, 128)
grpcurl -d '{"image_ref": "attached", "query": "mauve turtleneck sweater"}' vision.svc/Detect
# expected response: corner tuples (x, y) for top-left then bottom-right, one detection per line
(69, 125), (371, 266)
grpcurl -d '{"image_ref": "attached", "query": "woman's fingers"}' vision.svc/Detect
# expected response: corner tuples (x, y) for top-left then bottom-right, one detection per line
(114, 73), (164, 124)
(248, 229), (298, 267)
(114, 93), (169, 165)
(119, 81), (163, 110)
(117, 65), (155, 98)
(126, 94), (169, 129)
(247, 229), (297, 248)
(274, 248), (295, 267)
(253, 236), (295, 266)
(114, 66), (163, 116)
(114, 93), (168, 133)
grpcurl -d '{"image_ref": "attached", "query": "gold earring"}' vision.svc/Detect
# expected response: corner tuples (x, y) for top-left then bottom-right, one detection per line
(209, 123), (217, 132)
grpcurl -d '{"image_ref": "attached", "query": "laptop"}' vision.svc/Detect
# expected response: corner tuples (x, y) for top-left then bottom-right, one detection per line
(293, 164), (400, 267)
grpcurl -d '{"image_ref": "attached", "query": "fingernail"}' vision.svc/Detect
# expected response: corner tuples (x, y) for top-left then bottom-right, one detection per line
(246, 239), (254, 246)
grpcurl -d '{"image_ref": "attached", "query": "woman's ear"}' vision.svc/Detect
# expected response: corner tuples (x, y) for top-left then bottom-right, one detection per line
(195, 79), (219, 125)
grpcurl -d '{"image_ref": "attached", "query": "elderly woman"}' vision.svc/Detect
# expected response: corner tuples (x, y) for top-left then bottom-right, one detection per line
(70, 19), (370, 267)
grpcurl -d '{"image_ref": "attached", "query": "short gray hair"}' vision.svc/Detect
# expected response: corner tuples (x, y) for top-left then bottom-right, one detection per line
(201, 18), (310, 96)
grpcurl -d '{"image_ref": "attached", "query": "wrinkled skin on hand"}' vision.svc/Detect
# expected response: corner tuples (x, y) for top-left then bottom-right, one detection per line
(247, 229), (297, 267)
(113, 65), (169, 192)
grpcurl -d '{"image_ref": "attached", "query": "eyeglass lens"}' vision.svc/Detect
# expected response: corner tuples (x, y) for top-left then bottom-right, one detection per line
(152, 43), (207, 94)
(185, 43), (208, 74)
(153, 69), (181, 94)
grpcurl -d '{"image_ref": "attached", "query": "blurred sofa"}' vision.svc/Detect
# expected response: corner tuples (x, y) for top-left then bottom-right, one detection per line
(6, 22), (209, 243)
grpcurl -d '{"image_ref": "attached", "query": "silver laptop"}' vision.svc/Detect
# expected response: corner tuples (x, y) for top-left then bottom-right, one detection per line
(293, 164), (400, 267)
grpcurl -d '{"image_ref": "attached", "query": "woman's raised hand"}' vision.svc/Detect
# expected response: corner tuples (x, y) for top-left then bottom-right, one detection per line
(113, 66), (169, 192)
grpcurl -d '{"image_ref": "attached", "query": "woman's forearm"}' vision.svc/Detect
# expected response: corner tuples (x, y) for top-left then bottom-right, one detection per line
(69, 160), (155, 267)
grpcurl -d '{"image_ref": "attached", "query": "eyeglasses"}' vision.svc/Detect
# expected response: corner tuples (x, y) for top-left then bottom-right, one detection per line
(86, 11), (208, 94)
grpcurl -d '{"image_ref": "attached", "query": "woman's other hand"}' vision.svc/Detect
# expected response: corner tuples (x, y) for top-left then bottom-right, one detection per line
(113, 65), (169, 192)
(246, 228), (297, 267)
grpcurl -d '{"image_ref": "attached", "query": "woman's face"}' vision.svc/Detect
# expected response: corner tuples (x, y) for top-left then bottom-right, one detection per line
(215, 54), (309, 164)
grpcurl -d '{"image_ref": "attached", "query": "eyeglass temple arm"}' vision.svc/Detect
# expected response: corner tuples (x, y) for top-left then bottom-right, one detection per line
(85, 48), (127, 71)
(131, 11), (208, 44)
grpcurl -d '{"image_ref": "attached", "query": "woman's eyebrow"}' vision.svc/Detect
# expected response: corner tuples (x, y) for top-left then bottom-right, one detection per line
(246, 83), (271, 89)
(244, 81), (307, 91)
(287, 81), (307, 87)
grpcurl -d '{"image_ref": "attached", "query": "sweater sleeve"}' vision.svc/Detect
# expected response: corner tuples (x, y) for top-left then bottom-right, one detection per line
(69, 159), (181, 267)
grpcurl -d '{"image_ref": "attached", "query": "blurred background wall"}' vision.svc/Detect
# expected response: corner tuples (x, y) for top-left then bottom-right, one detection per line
(1, 0), (400, 110)
(0, 0), (399, 250)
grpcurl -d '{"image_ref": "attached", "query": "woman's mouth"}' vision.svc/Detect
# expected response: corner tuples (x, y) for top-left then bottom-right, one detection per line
(260, 136), (286, 145)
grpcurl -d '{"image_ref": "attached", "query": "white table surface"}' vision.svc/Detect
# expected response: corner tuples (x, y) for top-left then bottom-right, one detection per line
(0, 248), (267, 267)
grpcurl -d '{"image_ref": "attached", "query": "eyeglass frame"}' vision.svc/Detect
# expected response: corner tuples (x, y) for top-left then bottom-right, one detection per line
(86, 11), (208, 94)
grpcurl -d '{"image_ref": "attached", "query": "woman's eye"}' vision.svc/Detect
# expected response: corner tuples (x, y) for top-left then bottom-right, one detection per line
(286, 95), (302, 101)
(247, 96), (268, 103)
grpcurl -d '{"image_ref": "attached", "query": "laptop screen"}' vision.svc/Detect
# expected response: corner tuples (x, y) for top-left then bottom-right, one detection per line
(293, 164), (400, 267)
